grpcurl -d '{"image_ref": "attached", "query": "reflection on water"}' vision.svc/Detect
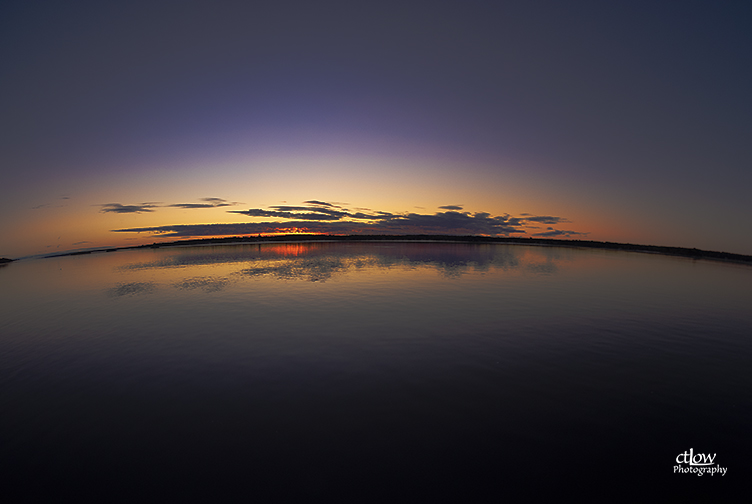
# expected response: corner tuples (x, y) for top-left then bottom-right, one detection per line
(107, 242), (546, 287)
(117, 241), (530, 280)
(0, 242), (750, 502)
(108, 281), (157, 297)
(174, 276), (230, 292)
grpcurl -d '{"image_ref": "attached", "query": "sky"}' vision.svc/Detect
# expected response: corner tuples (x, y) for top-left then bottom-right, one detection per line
(2, 0), (751, 259)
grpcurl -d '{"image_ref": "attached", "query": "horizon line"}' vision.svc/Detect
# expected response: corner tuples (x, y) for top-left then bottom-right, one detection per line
(5, 234), (749, 266)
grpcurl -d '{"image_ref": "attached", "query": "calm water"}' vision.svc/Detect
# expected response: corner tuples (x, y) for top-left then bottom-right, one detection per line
(1, 242), (750, 502)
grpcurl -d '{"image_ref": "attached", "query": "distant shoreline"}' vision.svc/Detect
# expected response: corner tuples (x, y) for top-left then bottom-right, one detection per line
(20, 234), (750, 266)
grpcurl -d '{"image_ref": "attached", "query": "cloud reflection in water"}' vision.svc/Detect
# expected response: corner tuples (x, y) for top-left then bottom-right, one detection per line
(109, 242), (562, 294)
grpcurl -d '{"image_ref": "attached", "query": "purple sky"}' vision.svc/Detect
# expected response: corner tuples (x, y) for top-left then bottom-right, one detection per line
(2, 0), (751, 258)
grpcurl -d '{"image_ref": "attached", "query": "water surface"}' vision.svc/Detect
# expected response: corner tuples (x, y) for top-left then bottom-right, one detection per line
(1, 242), (750, 501)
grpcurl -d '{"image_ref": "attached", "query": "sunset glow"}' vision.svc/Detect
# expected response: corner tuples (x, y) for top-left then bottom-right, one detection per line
(2, 2), (751, 258)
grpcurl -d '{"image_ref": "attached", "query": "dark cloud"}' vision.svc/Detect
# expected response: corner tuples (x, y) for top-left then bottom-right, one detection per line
(439, 205), (463, 210)
(99, 198), (240, 212)
(114, 213), (519, 237)
(532, 229), (587, 238)
(170, 203), (222, 209)
(376, 211), (523, 235)
(271, 206), (350, 218)
(100, 203), (158, 213)
(303, 200), (342, 208)
(203, 197), (231, 205)
(112, 201), (577, 239)
(169, 197), (238, 209)
(33, 198), (69, 209)
(113, 222), (357, 237)
(523, 216), (568, 225)
(231, 204), (391, 221)
(271, 205), (335, 212)
(230, 209), (343, 221)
